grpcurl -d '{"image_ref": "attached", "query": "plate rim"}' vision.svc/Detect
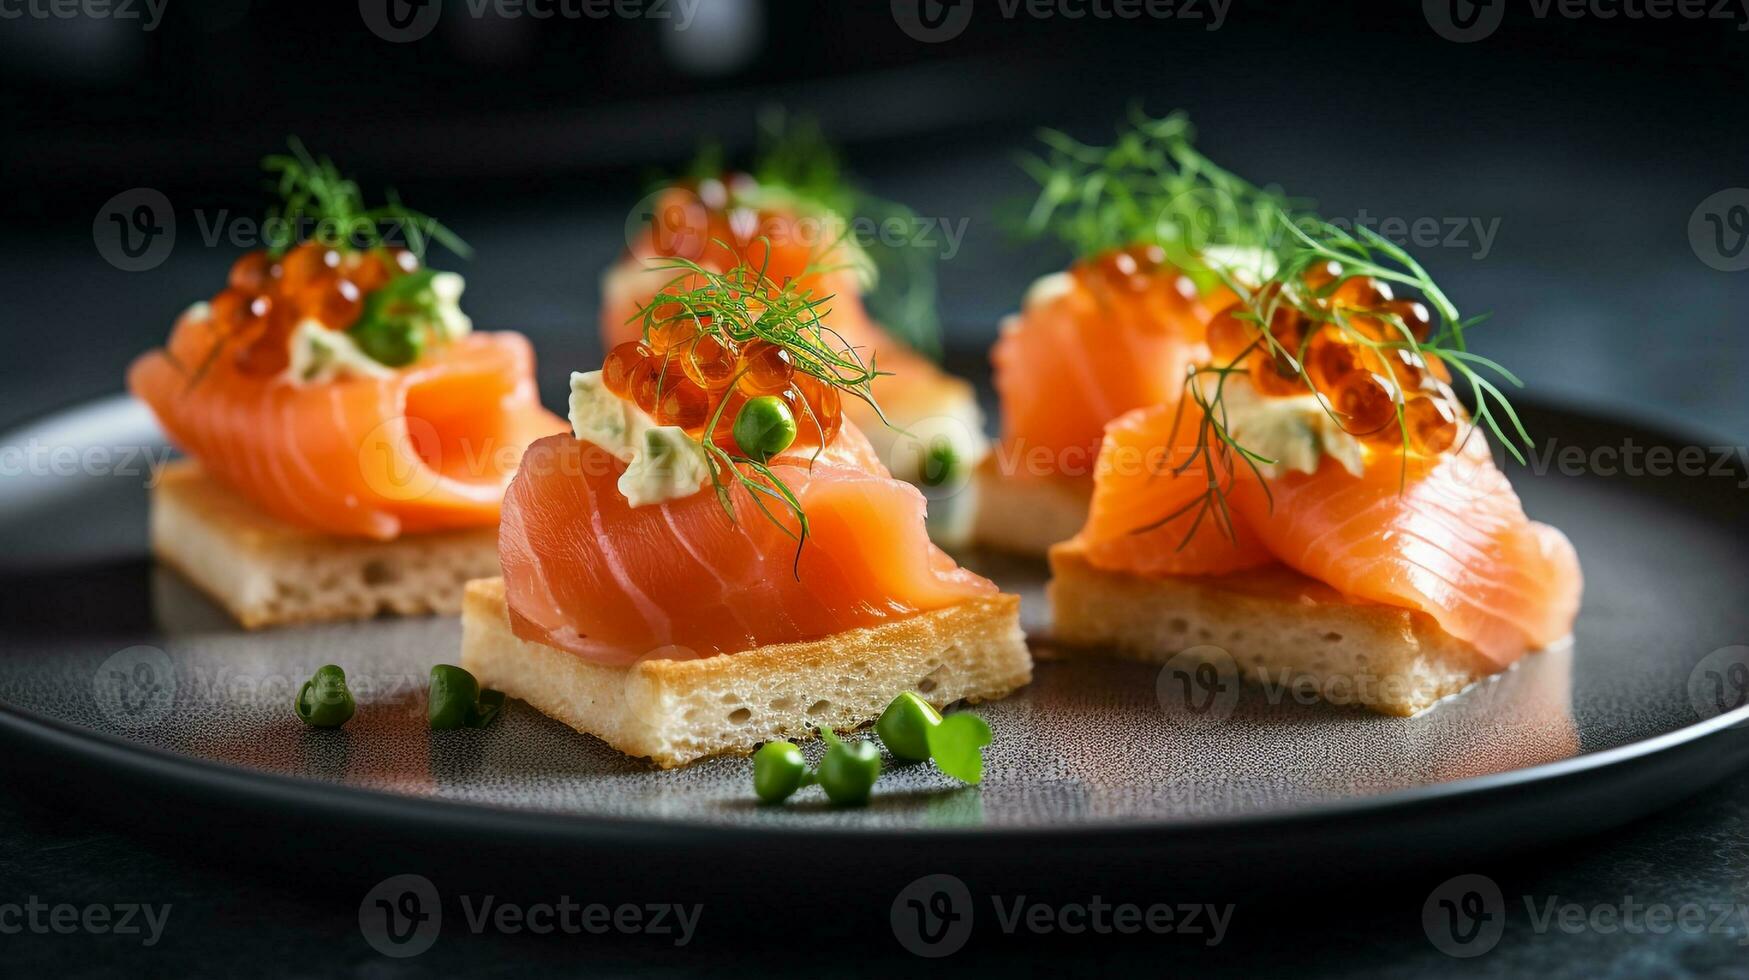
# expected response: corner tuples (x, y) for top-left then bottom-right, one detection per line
(3, 393), (1749, 843)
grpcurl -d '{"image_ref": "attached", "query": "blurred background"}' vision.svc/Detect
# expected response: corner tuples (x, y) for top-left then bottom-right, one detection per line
(2, 0), (1745, 437)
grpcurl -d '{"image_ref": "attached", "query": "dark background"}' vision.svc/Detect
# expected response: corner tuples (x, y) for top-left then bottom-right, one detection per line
(2, 1), (1748, 975)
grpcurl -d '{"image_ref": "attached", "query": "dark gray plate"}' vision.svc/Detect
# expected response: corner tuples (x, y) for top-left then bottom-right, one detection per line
(1, 394), (1746, 878)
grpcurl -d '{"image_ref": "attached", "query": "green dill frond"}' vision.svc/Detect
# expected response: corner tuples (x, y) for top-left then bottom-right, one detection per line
(1018, 108), (1299, 285)
(632, 245), (893, 571)
(261, 138), (469, 261)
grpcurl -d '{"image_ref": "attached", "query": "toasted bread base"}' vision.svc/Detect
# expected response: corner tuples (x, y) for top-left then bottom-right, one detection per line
(970, 456), (1092, 557)
(1047, 544), (1505, 716)
(150, 461), (499, 629)
(461, 577), (1032, 768)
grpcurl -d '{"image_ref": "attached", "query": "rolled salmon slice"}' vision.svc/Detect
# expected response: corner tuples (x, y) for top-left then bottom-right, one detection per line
(499, 423), (998, 665)
(128, 308), (564, 539)
(1075, 402), (1583, 664)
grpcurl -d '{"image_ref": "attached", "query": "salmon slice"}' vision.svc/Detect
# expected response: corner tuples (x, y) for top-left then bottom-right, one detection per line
(1075, 403), (1582, 664)
(991, 250), (1230, 479)
(499, 422), (997, 665)
(128, 306), (564, 539)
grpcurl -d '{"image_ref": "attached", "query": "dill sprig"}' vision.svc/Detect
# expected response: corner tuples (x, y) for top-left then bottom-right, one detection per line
(1151, 209), (1533, 547)
(262, 138), (469, 260)
(667, 110), (944, 359)
(1018, 108), (1297, 285)
(630, 243), (890, 571)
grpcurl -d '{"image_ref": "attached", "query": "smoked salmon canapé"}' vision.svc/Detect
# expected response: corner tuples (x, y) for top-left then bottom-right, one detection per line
(600, 119), (988, 533)
(463, 258), (1030, 767)
(976, 112), (1290, 556)
(1049, 212), (1582, 717)
(128, 143), (564, 629)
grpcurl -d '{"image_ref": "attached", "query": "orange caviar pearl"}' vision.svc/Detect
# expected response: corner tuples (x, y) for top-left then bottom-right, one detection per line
(1378, 299), (1433, 342)
(736, 340), (795, 396)
(313, 278), (363, 330)
(228, 251), (273, 293)
(281, 242), (340, 284)
(209, 287), (252, 334)
(1384, 347), (1430, 391)
(791, 375), (843, 444)
(602, 341), (651, 397)
(389, 248), (420, 275)
(655, 376), (711, 431)
(1250, 347), (1305, 397)
(647, 306), (701, 354)
(232, 296), (290, 376)
(1334, 371), (1400, 436)
(628, 354), (669, 413)
(682, 334), (738, 392)
(1404, 395), (1459, 455)
(344, 250), (396, 293)
(1306, 328), (1360, 393)
(1301, 260), (1343, 294)
(708, 390), (748, 450)
(1205, 309), (1254, 361)
(1333, 276), (1393, 309)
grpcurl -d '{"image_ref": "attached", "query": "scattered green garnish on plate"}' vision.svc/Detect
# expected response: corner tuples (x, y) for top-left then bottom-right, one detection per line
(751, 692), (996, 805)
(294, 664), (355, 729)
(817, 730), (882, 806)
(428, 664), (505, 730)
(875, 691), (942, 762)
(753, 740), (815, 804)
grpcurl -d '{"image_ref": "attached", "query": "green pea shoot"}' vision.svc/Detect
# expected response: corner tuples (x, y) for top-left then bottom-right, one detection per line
(428, 664), (505, 730)
(295, 664), (356, 729)
(732, 395), (797, 460)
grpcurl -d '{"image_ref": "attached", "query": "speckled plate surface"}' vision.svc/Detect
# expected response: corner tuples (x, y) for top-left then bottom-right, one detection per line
(1, 394), (1747, 865)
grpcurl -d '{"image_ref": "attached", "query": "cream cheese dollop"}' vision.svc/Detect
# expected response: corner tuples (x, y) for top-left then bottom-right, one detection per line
(568, 370), (711, 507)
(1203, 375), (1365, 479)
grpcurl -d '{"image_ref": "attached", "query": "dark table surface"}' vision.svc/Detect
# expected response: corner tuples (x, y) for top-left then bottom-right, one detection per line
(3, 68), (1749, 973)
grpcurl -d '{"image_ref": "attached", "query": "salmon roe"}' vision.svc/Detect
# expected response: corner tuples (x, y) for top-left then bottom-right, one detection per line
(1214, 264), (1470, 455)
(600, 332), (845, 452)
(214, 244), (423, 376)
